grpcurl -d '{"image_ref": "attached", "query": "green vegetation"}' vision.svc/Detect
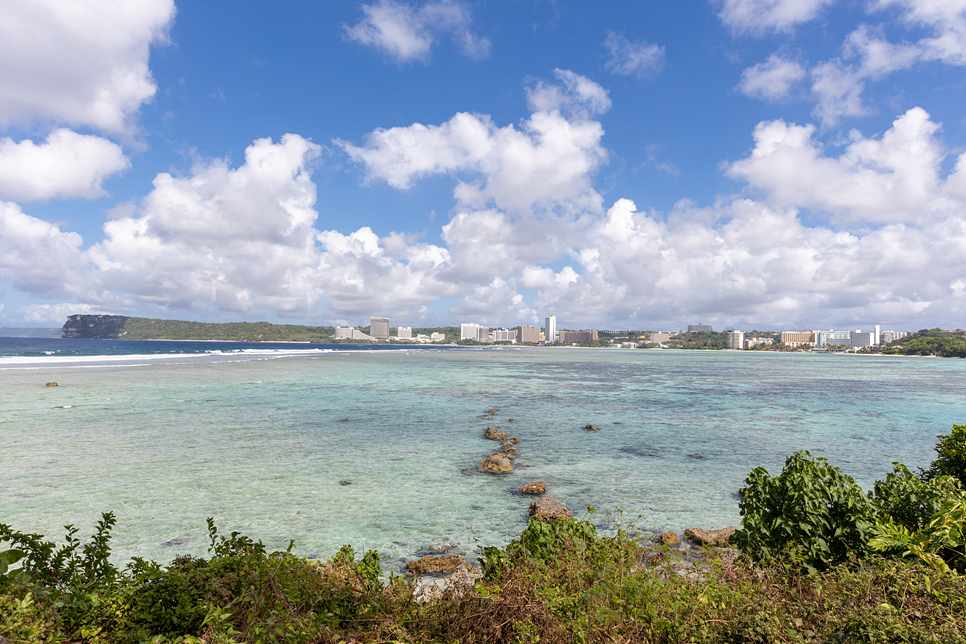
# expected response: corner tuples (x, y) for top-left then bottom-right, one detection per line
(882, 329), (966, 358)
(735, 424), (966, 575)
(3, 425), (966, 642)
(668, 331), (729, 350)
(62, 315), (335, 342)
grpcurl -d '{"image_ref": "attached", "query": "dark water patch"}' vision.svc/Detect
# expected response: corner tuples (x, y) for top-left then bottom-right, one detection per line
(339, 479), (352, 485)
(162, 538), (188, 547)
(687, 453), (708, 460)
(621, 446), (662, 458)
(850, 435), (868, 441)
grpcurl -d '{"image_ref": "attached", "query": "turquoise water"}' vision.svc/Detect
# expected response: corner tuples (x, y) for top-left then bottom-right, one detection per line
(2, 343), (964, 571)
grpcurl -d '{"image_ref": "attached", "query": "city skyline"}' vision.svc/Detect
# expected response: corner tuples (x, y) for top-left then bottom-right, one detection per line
(1, 1), (964, 331)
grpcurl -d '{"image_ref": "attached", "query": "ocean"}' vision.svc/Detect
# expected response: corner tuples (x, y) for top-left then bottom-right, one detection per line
(2, 338), (963, 571)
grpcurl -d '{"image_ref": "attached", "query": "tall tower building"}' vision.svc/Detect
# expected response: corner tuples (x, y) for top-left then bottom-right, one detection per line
(370, 317), (389, 340)
(545, 315), (557, 344)
(872, 324), (880, 345)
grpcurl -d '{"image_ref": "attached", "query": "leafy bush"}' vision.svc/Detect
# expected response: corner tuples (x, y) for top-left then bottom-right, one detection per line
(874, 462), (961, 531)
(920, 423), (966, 488)
(870, 492), (966, 573)
(733, 451), (878, 571)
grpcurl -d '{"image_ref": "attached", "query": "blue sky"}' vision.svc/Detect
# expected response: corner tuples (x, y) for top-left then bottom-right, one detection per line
(1, 0), (964, 331)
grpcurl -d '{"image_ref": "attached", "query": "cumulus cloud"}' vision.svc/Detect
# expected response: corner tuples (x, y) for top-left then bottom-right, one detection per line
(16, 302), (102, 326)
(0, 0), (175, 134)
(338, 69), (609, 215)
(0, 200), (85, 296)
(603, 31), (665, 78)
(447, 277), (534, 324)
(718, 0), (837, 36)
(509, 195), (966, 330)
(344, 0), (490, 63)
(2, 89), (964, 329)
(725, 107), (955, 225)
(735, 0), (966, 125)
(0, 129), (130, 202)
(737, 54), (806, 100)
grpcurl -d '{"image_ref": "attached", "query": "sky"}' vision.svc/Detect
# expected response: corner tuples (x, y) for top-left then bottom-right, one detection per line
(0, 0), (964, 332)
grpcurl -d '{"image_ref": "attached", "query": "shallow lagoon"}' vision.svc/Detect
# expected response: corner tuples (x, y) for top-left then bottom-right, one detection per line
(2, 342), (963, 569)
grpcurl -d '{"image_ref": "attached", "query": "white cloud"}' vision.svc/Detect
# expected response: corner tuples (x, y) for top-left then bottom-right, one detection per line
(0, 0), (175, 134)
(338, 70), (609, 215)
(718, 0), (838, 36)
(17, 302), (101, 326)
(737, 1), (966, 125)
(344, 0), (489, 63)
(603, 31), (665, 78)
(86, 134), (325, 314)
(874, 0), (966, 65)
(447, 277), (534, 324)
(725, 107), (955, 225)
(0, 200), (85, 296)
(738, 54), (806, 100)
(514, 196), (966, 330)
(0, 129), (130, 202)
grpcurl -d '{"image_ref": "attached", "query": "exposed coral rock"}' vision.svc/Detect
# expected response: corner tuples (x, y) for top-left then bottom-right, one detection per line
(655, 531), (680, 546)
(529, 496), (570, 520)
(585, 424), (599, 430)
(480, 453), (513, 473)
(484, 426), (509, 440)
(518, 481), (546, 495)
(45, 382), (58, 387)
(406, 554), (466, 575)
(500, 441), (517, 453)
(684, 527), (736, 546)
(509, 437), (520, 444)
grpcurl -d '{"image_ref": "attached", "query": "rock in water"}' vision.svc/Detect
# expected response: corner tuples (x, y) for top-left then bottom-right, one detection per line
(529, 496), (570, 520)
(479, 453), (513, 473)
(500, 441), (517, 453)
(684, 527), (736, 546)
(509, 437), (520, 444)
(518, 481), (546, 495)
(655, 531), (681, 546)
(585, 424), (599, 430)
(406, 554), (466, 575)
(45, 382), (58, 387)
(484, 426), (509, 440)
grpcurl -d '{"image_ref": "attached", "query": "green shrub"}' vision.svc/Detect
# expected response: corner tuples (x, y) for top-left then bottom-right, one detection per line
(920, 423), (966, 488)
(874, 462), (961, 531)
(734, 451), (878, 572)
(870, 491), (966, 574)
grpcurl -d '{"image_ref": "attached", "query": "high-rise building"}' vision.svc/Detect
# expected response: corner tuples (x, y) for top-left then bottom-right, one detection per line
(688, 324), (713, 333)
(557, 330), (598, 343)
(370, 317), (389, 340)
(333, 327), (373, 341)
(817, 330), (851, 348)
(517, 325), (541, 343)
(545, 316), (557, 343)
(726, 330), (744, 349)
(872, 324), (881, 345)
(780, 331), (816, 347)
(880, 330), (909, 344)
(461, 323), (480, 340)
(851, 331), (874, 348)
(492, 328), (517, 342)
(397, 327), (412, 339)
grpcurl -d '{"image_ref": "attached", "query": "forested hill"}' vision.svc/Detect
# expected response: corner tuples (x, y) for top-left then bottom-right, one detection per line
(61, 314), (335, 342)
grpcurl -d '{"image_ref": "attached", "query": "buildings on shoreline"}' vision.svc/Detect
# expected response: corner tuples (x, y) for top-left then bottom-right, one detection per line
(332, 314), (922, 351)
